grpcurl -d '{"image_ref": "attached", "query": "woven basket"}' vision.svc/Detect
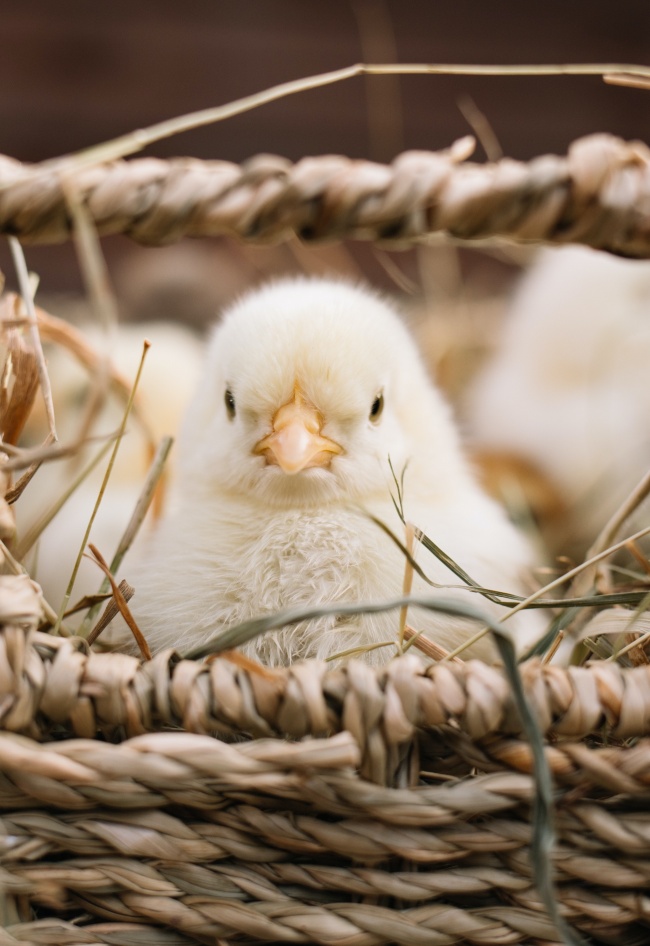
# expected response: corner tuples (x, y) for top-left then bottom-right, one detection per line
(1, 133), (650, 946)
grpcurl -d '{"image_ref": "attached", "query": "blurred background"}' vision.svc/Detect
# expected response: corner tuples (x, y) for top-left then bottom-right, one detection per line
(2, 0), (650, 609)
(0, 0), (648, 307)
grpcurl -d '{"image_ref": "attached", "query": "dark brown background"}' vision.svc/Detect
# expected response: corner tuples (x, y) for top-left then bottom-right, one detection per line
(1, 0), (648, 308)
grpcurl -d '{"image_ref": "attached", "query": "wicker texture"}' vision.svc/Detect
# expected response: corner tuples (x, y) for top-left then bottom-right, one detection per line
(2, 606), (650, 781)
(1, 576), (650, 944)
(0, 133), (650, 256)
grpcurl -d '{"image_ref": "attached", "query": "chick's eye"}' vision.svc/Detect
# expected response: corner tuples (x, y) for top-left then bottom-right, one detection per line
(224, 388), (236, 419)
(369, 391), (384, 422)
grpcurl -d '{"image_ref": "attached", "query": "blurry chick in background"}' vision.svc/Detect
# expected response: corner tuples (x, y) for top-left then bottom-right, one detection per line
(466, 247), (650, 556)
(114, 277), (545, 665)
(17, 320), (203, 616)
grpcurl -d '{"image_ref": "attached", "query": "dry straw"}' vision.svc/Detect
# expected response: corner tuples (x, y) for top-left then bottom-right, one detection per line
(2, 63), (650, 945)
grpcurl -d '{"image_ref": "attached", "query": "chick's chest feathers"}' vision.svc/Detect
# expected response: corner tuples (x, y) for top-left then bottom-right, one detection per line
(125, 501), (399, 661)
(125, 488), (540, 665)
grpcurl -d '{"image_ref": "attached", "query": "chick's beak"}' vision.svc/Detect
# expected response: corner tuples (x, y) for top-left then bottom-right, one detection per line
(254, 387), (342, 474)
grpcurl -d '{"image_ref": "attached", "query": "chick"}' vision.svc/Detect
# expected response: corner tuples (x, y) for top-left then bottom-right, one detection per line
(17, 320), (203, 615)
(116, 278), (544, 665)
(466, 247), (650, 553)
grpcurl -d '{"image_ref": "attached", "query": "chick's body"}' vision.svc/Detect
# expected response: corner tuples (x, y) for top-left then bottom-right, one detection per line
(121, 278), (542, 664)
(467, 247), (650, 552)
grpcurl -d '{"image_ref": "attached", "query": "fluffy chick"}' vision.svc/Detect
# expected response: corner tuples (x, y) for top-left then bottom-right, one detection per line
(117, 278), (543, 665)
(18, 321), (203, 615)
(466, 247), (650, 552)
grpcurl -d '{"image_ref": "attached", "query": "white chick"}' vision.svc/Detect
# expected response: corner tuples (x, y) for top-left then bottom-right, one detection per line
(466, 247), (650, 551)
(17, 321), (203, 616)
(117, 278), (544, 665)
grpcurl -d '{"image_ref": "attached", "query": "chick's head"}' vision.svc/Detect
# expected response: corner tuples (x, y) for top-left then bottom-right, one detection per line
(179, 278), (463, 508)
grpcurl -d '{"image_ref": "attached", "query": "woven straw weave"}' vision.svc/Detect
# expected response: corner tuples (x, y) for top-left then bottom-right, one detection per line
(2, 135), (650, 945)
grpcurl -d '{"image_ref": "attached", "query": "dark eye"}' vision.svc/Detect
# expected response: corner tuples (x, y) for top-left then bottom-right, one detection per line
(370, 391), (384, 422)
(224, 388), (236, 419)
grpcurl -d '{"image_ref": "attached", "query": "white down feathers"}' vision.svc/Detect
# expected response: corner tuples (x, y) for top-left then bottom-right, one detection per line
(118, 278), (543, 664)
(467, 247), (650, 547)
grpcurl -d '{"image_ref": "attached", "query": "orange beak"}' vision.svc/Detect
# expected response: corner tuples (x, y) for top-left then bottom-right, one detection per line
(254, 386), (342, 474)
